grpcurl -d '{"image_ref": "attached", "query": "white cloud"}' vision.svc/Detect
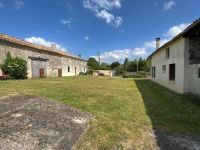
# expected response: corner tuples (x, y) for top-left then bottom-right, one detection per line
(164, 0), (175, 11)
(164, 23), (191, 38)
(83, 0), (121, 11)
(96, 10), (123, 27)
(25, 37), (68, 52)
(14, 0), (24, 10)
(90, 22), (191, 63)
(145, 23), (191, 49)
(91, 48), (148, 63)
(85, 36), (89, 40)
(83, 0), (123, 27)
(61, 20), (71, 25)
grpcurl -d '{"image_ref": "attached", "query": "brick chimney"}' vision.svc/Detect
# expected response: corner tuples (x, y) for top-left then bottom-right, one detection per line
(156, 38), (160, 50)
(51, 44), (56, 51)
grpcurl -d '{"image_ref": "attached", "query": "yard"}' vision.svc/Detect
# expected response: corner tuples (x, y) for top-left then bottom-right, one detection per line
(0, 76), (200, 149)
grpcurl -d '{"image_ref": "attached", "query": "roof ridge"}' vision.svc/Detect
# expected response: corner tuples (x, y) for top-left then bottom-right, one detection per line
(0, 33), (83, 61)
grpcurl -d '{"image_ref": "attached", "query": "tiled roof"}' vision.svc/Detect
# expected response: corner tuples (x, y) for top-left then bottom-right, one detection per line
(148, 18), (200, 59)
(0, 33), (85, 61)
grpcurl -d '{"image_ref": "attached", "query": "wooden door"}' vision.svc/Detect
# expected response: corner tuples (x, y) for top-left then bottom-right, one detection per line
(39, 68), (45, 78)
(58, 69), (62, 77)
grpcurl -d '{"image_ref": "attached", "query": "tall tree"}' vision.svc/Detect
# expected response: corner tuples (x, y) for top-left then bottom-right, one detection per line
(100, 62), (110, 70)
(123, 58), (129, 71)
(87, 57), (99, 70)
(110, 61), (120, 70)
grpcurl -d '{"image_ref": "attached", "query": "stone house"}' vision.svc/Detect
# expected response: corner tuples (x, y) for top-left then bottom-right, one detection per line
(148, 18), (200, 96)
(0, 34), (87, 78)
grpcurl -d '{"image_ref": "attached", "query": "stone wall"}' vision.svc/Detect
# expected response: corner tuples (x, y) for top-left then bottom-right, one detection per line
(0, 40), (87, 78)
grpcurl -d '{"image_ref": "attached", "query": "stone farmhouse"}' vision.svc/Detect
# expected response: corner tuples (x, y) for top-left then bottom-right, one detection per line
(148, 18), (200, 96)
(0, 34), (87, 78)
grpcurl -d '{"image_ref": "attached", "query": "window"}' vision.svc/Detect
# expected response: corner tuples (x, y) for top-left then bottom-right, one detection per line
(68, 66), (70, 72)
(162, 65), (166, 73)
(198, 68), (200, 78)
(166, 48), (170, 58)
(169, 64), (175, 81)
(152, 66), (156, 78)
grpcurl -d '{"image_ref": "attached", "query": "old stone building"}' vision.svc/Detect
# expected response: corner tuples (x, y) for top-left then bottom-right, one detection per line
(0, 34), (87, 78)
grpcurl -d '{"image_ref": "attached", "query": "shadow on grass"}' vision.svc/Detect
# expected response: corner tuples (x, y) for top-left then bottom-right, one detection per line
(135, 79), (200, 150)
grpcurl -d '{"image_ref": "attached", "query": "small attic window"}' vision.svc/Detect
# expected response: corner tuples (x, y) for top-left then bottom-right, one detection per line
(166, 48), (170, 58)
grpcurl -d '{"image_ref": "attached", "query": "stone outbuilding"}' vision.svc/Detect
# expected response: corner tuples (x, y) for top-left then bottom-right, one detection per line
(148, 18), (200, 96)
(0, 34), (87, 78)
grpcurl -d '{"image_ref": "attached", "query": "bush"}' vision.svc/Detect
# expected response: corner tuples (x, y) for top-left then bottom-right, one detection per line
(85, 69), (93, 75)
(0, 52), (28, 79)
(122, 73), (148, 79)
(79, 72), (86, 75)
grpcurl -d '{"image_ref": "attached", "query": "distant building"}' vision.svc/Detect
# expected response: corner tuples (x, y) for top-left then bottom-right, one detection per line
(0, 34), (87, 78)
(148, 18), (200, 96)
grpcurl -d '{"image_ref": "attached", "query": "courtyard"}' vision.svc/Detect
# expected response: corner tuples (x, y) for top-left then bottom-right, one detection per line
(0, 76), (200, 149)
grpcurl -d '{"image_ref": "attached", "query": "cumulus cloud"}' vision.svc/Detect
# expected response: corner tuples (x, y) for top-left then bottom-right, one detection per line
(25, 37), (68, 52)
(96, 10), (123, 27)
(145, 23), (190, 49)
(91, 22), (191, 63)
(164, 23), (191, 38)
(83, 0), (121, 11)
(83, 0), (123, 27)
(14, 0), (24, 10)
(91, 48), (148, 63)
(164, 0), (175, 11)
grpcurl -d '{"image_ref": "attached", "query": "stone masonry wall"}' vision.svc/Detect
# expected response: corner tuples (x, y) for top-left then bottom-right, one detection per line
(0, 40), (87, 78)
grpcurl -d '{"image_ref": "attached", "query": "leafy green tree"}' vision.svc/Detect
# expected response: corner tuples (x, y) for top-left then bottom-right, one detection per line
(110, 61), (120, 70)
(87, 57), (99, 70)
(1, 52), (28, 79)
(123, 58), (129, 71)
(100, 62), (110, 70)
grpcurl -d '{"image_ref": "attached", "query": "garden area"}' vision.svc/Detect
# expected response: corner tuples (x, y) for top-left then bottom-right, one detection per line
(0, 76), (200, 149)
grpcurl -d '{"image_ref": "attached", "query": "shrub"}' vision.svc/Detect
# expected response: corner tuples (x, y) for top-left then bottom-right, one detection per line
(79, 72), (86, 75)
(85, 69), (93, 75)
(122, 73), (147, 79)
(0, 52), (28, 79)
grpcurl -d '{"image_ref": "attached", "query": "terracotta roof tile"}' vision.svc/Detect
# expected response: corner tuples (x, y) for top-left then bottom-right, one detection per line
(0, 33), (85, 61)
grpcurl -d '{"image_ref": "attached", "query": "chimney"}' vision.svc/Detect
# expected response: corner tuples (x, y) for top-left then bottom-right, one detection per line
(156, 38), (160, 50)
(51, 44), (56, 51)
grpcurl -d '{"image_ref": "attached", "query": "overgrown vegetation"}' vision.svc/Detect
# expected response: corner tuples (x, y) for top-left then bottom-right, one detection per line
(0, 52), (28, 79)
(0, 77), (200, 149)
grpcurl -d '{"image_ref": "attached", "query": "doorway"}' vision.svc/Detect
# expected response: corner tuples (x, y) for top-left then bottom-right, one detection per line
(39, 69), (45, 78)
(58, 69), (62, 77)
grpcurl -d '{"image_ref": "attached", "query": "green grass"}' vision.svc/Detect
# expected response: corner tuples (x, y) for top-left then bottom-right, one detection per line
(0, 76), (200, 149)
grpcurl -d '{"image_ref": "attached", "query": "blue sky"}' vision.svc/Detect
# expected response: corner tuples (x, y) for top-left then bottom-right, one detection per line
(0, 0), (199, 63)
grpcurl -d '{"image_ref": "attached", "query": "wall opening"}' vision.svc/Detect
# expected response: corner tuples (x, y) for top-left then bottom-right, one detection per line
(169, 64), (175, 81)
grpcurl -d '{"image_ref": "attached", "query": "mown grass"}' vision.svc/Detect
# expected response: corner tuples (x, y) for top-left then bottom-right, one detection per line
(0, 76), (200, 149)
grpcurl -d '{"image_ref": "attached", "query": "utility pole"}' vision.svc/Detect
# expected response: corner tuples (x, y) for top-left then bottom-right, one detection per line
(98, 52), (101, 70)
(136, 57), (139, 73)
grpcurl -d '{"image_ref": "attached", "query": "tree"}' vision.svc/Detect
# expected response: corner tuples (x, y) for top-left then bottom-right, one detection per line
(100, 62), (110, 70)
(87, 57), (99, 70)
(110, 61), (120, 70)
(1, 52), (28, 79)
(123, 58), (129, 71)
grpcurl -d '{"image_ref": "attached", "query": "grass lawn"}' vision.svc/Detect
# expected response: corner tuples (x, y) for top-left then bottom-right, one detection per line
(0, 76), (200, 149)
